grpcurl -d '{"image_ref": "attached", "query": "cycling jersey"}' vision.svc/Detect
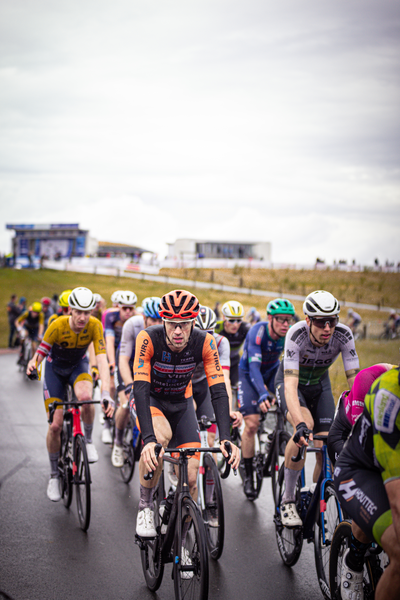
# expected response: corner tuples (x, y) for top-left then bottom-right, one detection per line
(192, 333), (230, 384)
(119, 314), (145, 362)
(283, 320), (359, 386)
(17, 310), (45, 329)
(215, 320), (250, 387)
(327, 364), (388, 464)
(239, 321), (284, 397)
(104, 309), (125, 349)
(133, 325), (231, 445)
(334, 368), (400, 544)
(37, 315), (106, 375)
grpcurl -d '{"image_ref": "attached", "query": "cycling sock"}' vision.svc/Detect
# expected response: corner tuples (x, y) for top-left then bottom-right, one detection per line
(244, 457), (254, 478)
(49, 452), (59, 478)
(205, 468), (215, 504)
(281, 467), (302, 503)
(139, 484), (154, 510)
(84, 423), (93, 444)
(115, 427), (124, 446)
(346, 533), (369, 572)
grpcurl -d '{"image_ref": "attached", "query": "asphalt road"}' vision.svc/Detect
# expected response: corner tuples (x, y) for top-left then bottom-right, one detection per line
(0, 353), (323, 600)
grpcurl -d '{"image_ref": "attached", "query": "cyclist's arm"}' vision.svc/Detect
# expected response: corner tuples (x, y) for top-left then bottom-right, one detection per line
(283, 371), (304, 427)
(119, 354), (133, 385)
(386, 478), (400, 544)
(105, 333), (116, 368)
(15, 311), (27, 328)
(339, 324), (360, 387)
(88, 341), (96, 372)
(247, 324), (272, 398)
(119, 321), (135, 384)
(345, 369), (359, 389)
(202, 333), (231, 442)
(133, 330), (157, 445)
(96, 353), (111, 392)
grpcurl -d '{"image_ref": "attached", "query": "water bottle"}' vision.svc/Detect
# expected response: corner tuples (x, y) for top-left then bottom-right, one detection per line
(300, 486), (312, 520)
(132, 425), (139, 448)
(159, 490), (174, 534)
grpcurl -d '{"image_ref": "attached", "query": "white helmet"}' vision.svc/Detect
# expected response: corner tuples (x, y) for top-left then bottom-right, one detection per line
(111, 290), (123, 304)
(118, 291), (137, 307)
(221, 300), (244, 319)
(303, 290), (340, 317)
(195, 306), (217, 330)
(93, 293), (102, 304)
(69, 287), (96, 311)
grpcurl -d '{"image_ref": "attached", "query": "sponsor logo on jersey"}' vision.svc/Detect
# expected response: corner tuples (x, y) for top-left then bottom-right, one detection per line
(138, 358), (144, 368)
(139, 337), (149, 357)
(255, 325), (265, 345)
(210, 339), (216, 351)
(374, 389), (400, 433)
(338, 479), (377, 516)
(358, 415), (370, 447)
(162, 351), (171, 363)
(212, 351), (221, 372)
(286, 349), (295, 358)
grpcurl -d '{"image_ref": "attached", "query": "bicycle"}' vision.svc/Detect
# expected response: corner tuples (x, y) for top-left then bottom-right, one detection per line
(239, 404), (292, 502)
(274, 434), (343, 600)
(17, 331), (33, 375)
(136, 442), (232, 600)
(329, 520), (388, 599)
(47, 391), (103, 532)
(119, 403), (142, 484)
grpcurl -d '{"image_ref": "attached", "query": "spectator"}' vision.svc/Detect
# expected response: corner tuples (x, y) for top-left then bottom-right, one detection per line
(213, 302), (221, 319)
(7, 294), (21, 347)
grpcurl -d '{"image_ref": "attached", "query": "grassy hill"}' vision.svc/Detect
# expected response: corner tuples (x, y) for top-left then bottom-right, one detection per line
(1, 266), (399, 399)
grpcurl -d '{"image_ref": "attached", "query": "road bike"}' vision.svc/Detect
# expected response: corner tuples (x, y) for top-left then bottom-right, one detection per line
(274, 434), (343, 600)
(48, 392), (103, 532)
(136, 443), (232, 600)
(239, 404), (292, 501)
(329, 520), (388, 599)
(118, 405), (142, 484)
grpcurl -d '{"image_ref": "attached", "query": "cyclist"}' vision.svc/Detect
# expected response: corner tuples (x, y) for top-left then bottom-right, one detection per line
(238, 298), (295, 499)
(347, 308), (362, 336)
(91, 293), (105, 322)
(40, 297), (54, 329)
(192, 305), (242, 449)
(388, 310), (400, 336)
(245, 306), (261, 325)
(275, 290), (359, 526)
(16, 301), (45, 362)
(101, 290), (123, 328)
(334, 366), (400, 600)
(7, 294), (21, 348)
(215, 300), (250, 390)
(26, 287), (114, 502)
(47, 290), (72, 328)
(133, 289), (240, 537)
(110, 297), (162, 465)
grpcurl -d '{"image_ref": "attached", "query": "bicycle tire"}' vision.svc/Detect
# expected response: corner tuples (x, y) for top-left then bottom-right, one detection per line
(59, 422), (73, 508)
(314, 482), (341, 600)
(202, 452), (225, 560)
(274, 463), (303, 567)
(74, 434), (91, 531)
(120, 420), (137, 484)
(329, 520), (377, 600)
(140, 482), (164, 592)
(270, 430), (291, 504)
(173, 497), (209, 600)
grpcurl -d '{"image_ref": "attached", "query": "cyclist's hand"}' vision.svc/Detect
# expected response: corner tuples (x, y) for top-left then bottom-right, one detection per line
(258, 392), (272, 413)
(91, 366), (99, 382)
(293, 422), (311, 448)
(101, 391), (115, 417)
(141, 441), (164, 472)
(220, 440), (240, 470)
(109, 362), (115, 376)
(230, 410), (242, 428)
(124, 382), (134, 402)
(26, 358), (36, 376)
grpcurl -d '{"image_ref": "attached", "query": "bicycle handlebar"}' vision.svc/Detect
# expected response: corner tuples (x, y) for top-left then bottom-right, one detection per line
(292, 431), (310, 463)
(47, 399), (103, 424)
(27, 368), (39, 381)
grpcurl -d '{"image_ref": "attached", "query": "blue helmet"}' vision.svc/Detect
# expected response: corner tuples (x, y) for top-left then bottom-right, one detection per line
(142, 296), (161, 319)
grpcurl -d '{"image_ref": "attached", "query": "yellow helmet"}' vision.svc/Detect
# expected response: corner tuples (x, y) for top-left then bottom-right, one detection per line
(31, 301), (42, 313)
(221, 301), (244, 319)
(59, 290), (72, 308)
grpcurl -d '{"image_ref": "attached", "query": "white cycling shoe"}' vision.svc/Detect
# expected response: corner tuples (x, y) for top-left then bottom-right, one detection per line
(136, 508), (156, 537)
(111, 444), (124, 468)
(340, 549), (364, 600)
(101, 426), (113, 444)
(181, 547), (194, 579)
(86, 442), (99, 463)
(280, 502), (302, 527)
(47, 477), (61, 502)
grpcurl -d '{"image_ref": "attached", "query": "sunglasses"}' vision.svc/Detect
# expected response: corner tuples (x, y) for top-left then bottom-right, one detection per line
(120, 306), (135, 311)
(227, 319), (242, 323)
(274, 316), (295, 325)
(311, 316), (339, 329)
(165, 320), (193, 330)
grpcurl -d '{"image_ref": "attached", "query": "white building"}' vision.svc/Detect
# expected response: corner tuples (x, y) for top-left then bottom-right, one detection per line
(167, 239), (271, 262)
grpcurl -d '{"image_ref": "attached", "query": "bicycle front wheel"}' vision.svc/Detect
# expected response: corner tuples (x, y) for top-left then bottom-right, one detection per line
(59, 423), (73, 508)
(140, 481), (164, 592)
(74, 435), (91, 531)
(314, 482), (341, 599)
(174, 497), (209, 600)
(120, 421), (137, 484)
(270, 430), (291, 504)
(202, 452), (225, 560)
(274, 464), (303, 567)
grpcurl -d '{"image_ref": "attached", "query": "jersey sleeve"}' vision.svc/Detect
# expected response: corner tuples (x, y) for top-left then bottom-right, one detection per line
(217, 336), (230, 369)
(16, 310), (29, 324)
(202, 333), (231, 441)
(283, 322), (303, 375)
(119, 318), (135, 358)
(38, 312), (45, 326)
(336, 324), (360, 375)
(104, 311), (116, 338)
(133, 330), (156, 445)
(90, 317), (106, 355)
(247, 324), (270, 398)
(202, 333), (226, 388)
(37, 317), (60, 359)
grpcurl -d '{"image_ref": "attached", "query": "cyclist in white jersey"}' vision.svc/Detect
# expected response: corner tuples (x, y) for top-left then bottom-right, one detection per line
(111, 297), (162, 467)
(275, 290), (360, 526)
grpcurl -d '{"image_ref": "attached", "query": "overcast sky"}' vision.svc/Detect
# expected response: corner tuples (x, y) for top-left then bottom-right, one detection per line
(1, 0), (399, 265)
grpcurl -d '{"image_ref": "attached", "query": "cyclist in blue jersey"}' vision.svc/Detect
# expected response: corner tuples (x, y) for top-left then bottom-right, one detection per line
(238, 298), (296, 499)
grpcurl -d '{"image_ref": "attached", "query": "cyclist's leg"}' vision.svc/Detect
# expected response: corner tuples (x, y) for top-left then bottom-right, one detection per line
(72, 360), (97, 460)
(193, 378), (216, 447)
(377, 520), (400, 600)
(43, 359), (65, 500)
(238, 373), (259, 498)
(309, 373), (335, 482)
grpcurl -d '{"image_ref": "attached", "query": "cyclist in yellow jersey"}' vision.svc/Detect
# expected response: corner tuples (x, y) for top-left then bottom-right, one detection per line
(27, 287), (114, 502)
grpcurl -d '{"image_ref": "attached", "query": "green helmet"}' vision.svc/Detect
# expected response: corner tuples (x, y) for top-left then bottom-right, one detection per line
(267, 298), (295, 316)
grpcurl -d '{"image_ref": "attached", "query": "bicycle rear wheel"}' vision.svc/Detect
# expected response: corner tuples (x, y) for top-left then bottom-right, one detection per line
(120, 420), (138, 484)
(174, 497), (209, 600)
(274, 464), (303, 567)
(329, 520), (377, 600)
(314, 482), (341, 599)
(140, 482), (164, 592)
(202, 452), (225, 560)
(270, 430), (291, 504)
(74, 434), (91, 531)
